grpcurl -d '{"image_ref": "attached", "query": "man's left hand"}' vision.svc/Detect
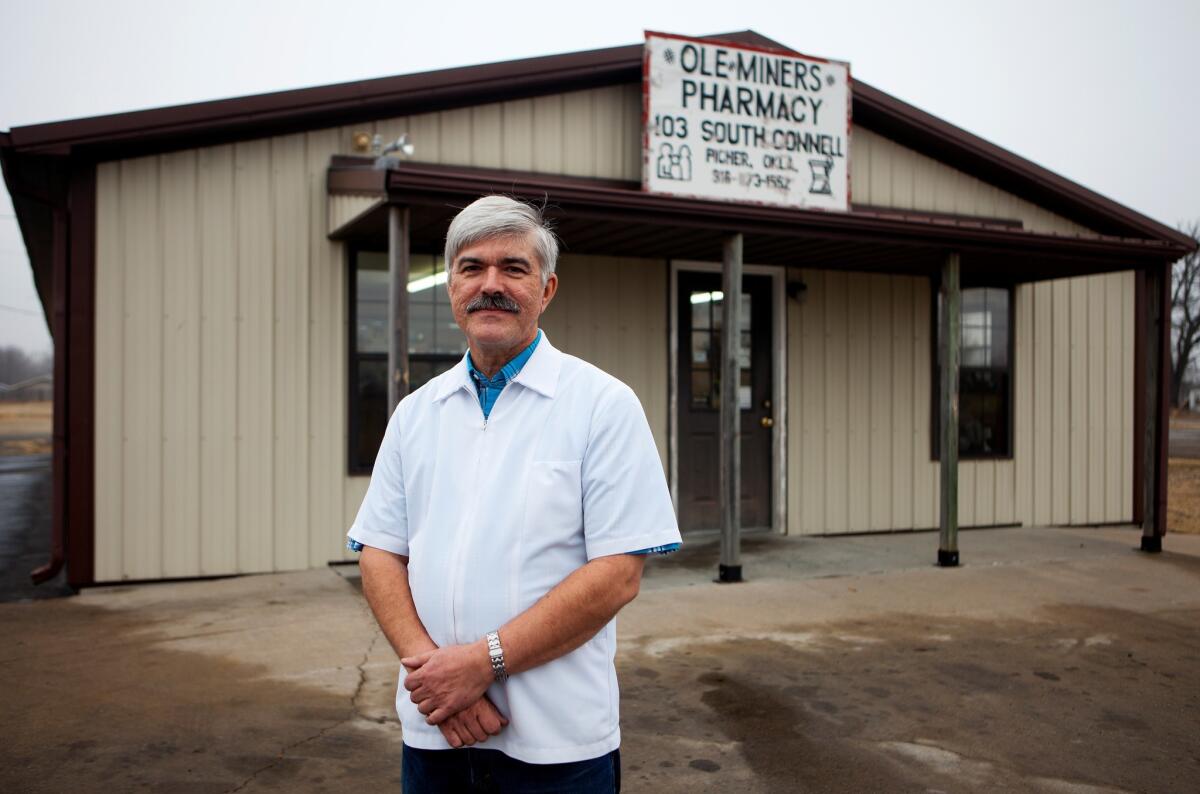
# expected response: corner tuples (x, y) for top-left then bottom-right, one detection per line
(401, 641), (494, 725)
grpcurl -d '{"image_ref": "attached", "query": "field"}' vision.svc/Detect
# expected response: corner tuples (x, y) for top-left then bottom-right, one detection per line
(0, 401), (51, 455)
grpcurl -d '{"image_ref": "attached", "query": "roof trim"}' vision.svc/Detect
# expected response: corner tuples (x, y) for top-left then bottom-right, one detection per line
(2, 30), (1193, 250)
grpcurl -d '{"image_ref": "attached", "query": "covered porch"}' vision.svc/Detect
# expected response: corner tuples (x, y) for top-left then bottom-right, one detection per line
(328, 156), (1180, 574)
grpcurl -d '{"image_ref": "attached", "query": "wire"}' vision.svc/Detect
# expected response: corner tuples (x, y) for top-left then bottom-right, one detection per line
(0, 303), (42, 316)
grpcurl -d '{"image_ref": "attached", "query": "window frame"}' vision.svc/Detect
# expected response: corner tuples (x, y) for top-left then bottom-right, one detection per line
(929, 278), (1016, 462)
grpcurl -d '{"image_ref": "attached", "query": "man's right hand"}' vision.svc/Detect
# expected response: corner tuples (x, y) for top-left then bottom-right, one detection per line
(437, 696), (509, 748)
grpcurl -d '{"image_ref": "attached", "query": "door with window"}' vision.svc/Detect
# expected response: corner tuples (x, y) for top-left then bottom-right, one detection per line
(677, 271), (774, 532)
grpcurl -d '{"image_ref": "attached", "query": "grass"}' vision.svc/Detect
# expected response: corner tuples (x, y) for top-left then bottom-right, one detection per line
(0, 400), (52, 455)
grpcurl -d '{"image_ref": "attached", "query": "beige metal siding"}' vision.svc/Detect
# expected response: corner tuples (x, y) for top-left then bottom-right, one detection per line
(785, 270), (1134, 535)
(93, 82), (1122, 580)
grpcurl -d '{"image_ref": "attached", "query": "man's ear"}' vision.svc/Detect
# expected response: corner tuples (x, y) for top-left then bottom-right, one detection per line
(540, 272), (559, 313)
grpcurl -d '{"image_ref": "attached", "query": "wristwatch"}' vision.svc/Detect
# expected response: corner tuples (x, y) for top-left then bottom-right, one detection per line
(486, 631), (508, 682)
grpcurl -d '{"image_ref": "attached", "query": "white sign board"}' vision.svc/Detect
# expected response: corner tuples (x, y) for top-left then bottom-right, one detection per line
(643, 32), (852, 211)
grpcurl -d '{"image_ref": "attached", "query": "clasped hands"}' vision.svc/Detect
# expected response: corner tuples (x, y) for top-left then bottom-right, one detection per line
(402, 640), (506, 749)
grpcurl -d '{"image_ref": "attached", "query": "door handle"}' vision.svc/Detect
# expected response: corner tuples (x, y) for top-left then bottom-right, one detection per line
(760, 416), (774, 428)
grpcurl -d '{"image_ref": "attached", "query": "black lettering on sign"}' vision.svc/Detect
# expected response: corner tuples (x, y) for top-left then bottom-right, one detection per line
(681, 44), (699, 73)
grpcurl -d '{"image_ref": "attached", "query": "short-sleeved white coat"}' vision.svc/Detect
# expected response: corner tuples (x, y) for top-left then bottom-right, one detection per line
(348, 332), (681, 764)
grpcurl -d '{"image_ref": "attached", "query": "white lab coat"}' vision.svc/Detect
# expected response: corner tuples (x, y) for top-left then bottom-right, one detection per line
(348, 332), (681, 763)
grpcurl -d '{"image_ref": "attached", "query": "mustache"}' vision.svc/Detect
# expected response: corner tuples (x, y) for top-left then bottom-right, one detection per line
(466, 292), (521, 314)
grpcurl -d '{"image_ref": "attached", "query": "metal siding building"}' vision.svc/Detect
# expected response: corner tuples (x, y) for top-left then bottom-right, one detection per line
(2, 31), (1191, 585)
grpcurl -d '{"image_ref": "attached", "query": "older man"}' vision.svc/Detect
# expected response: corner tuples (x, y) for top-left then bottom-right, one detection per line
(347, 195), (681, 792)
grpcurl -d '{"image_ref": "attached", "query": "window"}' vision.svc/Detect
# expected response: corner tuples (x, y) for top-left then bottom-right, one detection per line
(348, 249), (468, 473)
(688, 290), (752, 410)
(932, 286), (1013, 459)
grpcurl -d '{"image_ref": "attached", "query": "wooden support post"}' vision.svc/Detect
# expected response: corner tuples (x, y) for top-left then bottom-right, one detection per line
(1140, 262), (1169, 552)
(718, 233), (744, 583)
(387, 205), (411, 414)
(938, 252), (961, 567)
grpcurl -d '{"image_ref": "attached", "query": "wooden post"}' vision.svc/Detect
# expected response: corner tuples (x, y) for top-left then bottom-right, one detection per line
(718, 234), (744, 582)
(1140, 262), (1169, 552)
(938, 252), (961, 567)
(387, 205), (411, 413)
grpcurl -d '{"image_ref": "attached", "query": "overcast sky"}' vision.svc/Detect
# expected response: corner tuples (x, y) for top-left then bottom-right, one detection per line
(2, 0), (1198, 356)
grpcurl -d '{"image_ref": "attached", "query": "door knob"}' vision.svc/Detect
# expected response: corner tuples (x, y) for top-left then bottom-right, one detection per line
(760, 416), (774, 428)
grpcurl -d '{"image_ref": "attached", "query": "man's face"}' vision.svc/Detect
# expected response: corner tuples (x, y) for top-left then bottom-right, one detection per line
(447, 233), (558, 353)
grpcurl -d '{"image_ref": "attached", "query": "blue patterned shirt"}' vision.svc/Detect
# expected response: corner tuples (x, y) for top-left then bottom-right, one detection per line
(348, 329), (678, 556)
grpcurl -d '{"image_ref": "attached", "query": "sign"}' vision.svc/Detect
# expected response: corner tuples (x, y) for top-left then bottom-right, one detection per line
(643, 32), (851, 211)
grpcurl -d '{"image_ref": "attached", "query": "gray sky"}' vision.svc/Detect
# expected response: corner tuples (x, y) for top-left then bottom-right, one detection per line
(3, 0), (1198, 356)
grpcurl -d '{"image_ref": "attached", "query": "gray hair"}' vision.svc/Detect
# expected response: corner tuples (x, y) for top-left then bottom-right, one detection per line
(444, 195), (559, 286)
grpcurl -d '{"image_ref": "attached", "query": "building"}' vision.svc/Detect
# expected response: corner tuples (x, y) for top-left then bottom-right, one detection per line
(2, 31), (1193, 587)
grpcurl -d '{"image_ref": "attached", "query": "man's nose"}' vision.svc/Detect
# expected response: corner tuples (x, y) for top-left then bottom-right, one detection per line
(481, 265), (504, 293)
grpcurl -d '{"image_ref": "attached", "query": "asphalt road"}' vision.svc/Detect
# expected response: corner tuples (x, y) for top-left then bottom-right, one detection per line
(0, 453), (70, 602)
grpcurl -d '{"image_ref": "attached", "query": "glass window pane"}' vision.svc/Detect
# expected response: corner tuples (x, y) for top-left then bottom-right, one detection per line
(739, 293), (752, 331)
(409, 303), (434, 354)
(356, 268), (389, 354)
(691, 331), (711, 365)
(691, 296), (710, 330)
(353, 357), (388, 470)
(690, 370), (712, 408)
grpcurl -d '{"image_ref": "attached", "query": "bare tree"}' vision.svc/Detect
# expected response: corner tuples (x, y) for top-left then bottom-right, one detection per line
(1171, 220), (1200, 408)
(0, 346), (52, 385)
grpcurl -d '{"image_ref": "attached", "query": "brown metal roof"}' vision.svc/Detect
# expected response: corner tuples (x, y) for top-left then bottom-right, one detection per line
(1, 29), (1192, 250)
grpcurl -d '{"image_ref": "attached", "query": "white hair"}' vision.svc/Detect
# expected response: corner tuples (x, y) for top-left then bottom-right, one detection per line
(444, 195), (559, 286)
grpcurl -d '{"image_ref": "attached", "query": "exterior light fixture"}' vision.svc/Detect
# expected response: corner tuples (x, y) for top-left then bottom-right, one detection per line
(373, 133), (415, 170)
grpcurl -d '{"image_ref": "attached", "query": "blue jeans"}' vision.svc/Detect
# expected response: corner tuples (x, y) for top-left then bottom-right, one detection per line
(401, 744), (620, 793)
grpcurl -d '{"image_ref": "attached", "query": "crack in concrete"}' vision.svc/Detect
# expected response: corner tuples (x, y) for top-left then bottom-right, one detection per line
(225, 627), (386, 793)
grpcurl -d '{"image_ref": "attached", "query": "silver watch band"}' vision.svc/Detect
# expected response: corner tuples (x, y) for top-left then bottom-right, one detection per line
(486, 631), (508, 682)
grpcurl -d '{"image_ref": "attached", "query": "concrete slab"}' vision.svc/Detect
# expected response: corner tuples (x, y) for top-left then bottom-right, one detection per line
(2, 526), (1198, 792)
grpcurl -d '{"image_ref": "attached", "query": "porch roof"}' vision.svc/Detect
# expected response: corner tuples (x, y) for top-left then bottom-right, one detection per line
(328, 158), (1188, 283)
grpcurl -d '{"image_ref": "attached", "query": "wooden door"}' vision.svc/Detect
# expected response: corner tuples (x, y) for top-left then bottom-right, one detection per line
(677, 271), (774, 532)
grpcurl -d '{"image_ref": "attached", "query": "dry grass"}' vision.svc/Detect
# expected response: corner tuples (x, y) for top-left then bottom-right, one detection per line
(1168, 458), (1200, 534)
(0, 401), (52, 455)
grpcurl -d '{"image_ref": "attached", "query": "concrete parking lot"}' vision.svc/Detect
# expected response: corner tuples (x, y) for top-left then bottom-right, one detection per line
(2, 526), (1198, 793)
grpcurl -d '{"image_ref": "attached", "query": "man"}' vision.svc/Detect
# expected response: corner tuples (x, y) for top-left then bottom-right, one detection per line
(347, 195), (681, 792)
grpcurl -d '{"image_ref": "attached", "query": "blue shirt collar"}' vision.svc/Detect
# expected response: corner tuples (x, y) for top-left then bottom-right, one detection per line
(466, 329), (542, 386)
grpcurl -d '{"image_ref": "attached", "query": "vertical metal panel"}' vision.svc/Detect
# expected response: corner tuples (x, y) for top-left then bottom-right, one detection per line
(563, 91), (597, 178)
(592, 86), (625, 180)
(890, 276), (914, 528)
(470, 105), (504, 168)
(306, 128), (347, 566)
(800, 270), (826, 533)
(868, 135), (891, 208)
(159, 150), (202, 578)
(501, 99), (534, 171)
(868, 274), (892, 529)
(824, 271), (849, 532)
(1087, 276), (1106, 523)
(197, 145), (238, 575)
(1031, 281), (1054, 525)
(1051, 280), (1072, 524)
(531, 94), (565, 174)
(438, 107), (473, 164)
(1121, 271), (1134, 521)
(234, 140), (275, 573)
(912, 277), (936, 528)
(1012, 283), (1034, 525)
(846, 272), (870, 531)
(849, 134), (869, 204)
(1104, 274), (1124, 520)
(119, 156), (163, 580)
(1069, 279), (1089, 524)
(786, 281), (803, 533)
(407, 112), (442, 163)
(271, 134), (310, 571)
(94, 163), (124, 582)
(621, 84), (643, 181)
